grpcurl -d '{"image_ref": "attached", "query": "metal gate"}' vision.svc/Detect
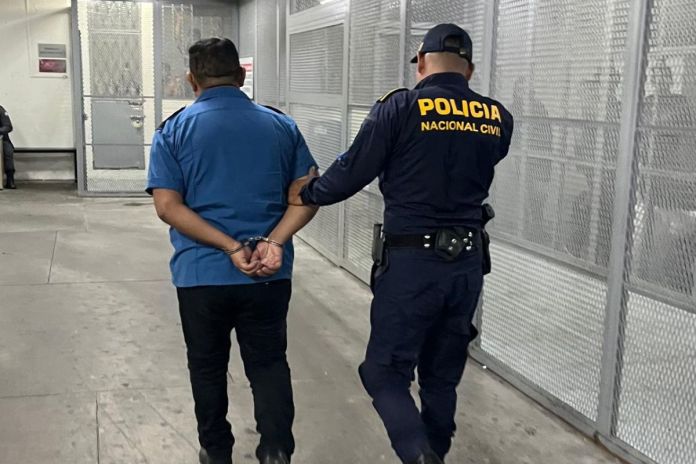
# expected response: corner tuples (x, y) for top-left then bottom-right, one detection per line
(72, 0), (237, 195)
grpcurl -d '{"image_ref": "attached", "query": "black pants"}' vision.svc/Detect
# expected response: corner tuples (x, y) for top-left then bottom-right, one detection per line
(2, 140), (14, 173)
(177, 280), (295, 463)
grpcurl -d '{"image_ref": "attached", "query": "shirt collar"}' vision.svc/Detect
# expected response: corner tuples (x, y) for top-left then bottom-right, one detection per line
(415, 72), (470, 90)
(196, 85), (249, 102)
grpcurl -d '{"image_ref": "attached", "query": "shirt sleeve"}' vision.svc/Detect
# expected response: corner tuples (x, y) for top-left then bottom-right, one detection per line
(301, 99), (397, 206)
(289, 121), (318, 181)
(146, 129), (184, 195)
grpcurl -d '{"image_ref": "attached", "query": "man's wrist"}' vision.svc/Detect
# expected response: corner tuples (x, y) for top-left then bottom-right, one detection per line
(221, 237), (242, 254)
(267, 234), (286, 247)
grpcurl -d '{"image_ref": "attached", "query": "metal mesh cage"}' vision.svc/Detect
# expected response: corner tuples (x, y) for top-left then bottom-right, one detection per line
(480, 0), (631, 423)
(481, 243), (608, 420)
(290, 0), (321, 14)
(488, 0), (629, 272)
(87, 2), (143, 98)
(344, 189), (384, 281)
(348, 0), (401, 105)
(616, 1), (696, 462)
(617, 293), (696, 464)
(290, 104), (343, 258)
(238, 0), (257, 59)
(279, 0), (288, 106)
(256, 0), (280, 106)
(160, 2), (236, 102)
(289, 25), (345, 95)
(404, 0), (487, 92)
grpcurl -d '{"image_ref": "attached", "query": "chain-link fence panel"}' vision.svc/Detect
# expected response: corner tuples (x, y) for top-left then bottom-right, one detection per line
(348, 0), (401, 105)
(404, 0), (487, 92)
(616, 1), (696, 463)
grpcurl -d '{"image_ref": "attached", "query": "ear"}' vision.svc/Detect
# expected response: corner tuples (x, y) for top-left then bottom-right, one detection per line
(238, 66), (247, 86)
(186, 71), (199, 93)
(465, 61), (475, 81)
(416, 52), (426, 81)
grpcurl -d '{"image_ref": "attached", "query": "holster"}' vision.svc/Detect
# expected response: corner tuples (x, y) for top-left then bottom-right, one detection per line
(372, 223), (385, 266)
(371, 224), (387, 290)
(481, 204), (495, 275)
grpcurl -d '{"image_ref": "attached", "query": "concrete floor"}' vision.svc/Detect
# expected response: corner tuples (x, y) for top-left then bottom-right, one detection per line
(0, 184), (621, 464)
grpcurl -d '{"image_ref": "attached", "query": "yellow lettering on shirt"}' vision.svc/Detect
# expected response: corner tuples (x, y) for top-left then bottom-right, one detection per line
(418, 99), (435, 116)
(490, 105), (502, 122)
(469, 101), (484, 118)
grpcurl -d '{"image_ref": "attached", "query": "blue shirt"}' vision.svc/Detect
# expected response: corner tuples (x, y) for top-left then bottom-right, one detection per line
(147, 86), (317, 287)
(302, 73), (514, 234)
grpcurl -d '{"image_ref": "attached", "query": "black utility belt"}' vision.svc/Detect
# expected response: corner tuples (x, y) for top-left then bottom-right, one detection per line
(384, 228), (478, 261)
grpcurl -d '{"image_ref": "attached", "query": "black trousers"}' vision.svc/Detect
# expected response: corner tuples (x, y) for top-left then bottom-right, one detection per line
(177, 280), (295, 463)
(2, 140), (14, 173)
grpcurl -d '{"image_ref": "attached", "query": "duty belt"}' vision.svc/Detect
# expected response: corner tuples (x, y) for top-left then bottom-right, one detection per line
(384, 227), (478, 259)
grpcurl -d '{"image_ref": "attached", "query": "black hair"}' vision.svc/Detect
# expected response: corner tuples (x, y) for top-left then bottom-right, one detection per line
(188, 37), (243, 85)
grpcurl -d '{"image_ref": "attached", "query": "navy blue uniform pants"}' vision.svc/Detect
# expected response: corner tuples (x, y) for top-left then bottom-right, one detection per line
(177, 280), (295, 463)
(2, 140), (14, 173)
(359, 247), (483, 463)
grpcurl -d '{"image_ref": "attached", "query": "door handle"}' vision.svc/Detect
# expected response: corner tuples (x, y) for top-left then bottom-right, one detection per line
(130, 115), (145, 129)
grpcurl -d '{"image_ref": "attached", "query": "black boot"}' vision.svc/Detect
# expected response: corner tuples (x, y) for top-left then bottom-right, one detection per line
(258, 449), (289, 464)
(4, 171), (16, 189)
(199, 448), (232, 464)
(408, 450), (444, 464)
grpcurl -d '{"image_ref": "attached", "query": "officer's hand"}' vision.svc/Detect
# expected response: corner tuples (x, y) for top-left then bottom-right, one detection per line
(252, 241), (283, 277)
(288, 167), (319, 206)
(230, 246), (261, 277)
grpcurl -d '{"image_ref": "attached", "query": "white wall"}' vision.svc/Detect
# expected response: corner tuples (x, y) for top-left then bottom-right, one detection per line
(0, 0), (74, 149)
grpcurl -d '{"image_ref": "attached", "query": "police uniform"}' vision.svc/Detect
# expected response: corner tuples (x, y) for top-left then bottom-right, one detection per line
(0, 105), (16, 189)
(147, 85), (316, 464)
(300, 24), (513, 464)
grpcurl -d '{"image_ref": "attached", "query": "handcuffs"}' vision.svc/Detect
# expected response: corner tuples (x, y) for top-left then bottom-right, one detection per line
(223, 236), (283, 256)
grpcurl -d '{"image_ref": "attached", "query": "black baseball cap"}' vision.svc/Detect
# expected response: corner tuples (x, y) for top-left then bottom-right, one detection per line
(410, 23), (473, 64)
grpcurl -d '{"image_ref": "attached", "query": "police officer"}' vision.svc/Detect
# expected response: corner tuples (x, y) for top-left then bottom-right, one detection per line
(148, 38), (317, 464)
(289, 24), (513, 464)
(0, 104), (16, 189)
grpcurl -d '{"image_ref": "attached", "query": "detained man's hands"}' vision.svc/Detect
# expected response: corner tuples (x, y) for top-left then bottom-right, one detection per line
(252, 241), (284, 277)
(229, 246), (262, 277)
(288, 167), (319, 206)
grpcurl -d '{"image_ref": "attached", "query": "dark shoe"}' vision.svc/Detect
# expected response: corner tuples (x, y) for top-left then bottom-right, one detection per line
(409, 451), (444, 464)
(4, 172), (16, 189)
(199, 448), (232, 464)
(258, 449), (290, 464)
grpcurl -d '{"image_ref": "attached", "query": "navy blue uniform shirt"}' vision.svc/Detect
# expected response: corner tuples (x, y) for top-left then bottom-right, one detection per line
(302, 72), (513, 234)
(147, 86), (317, 287)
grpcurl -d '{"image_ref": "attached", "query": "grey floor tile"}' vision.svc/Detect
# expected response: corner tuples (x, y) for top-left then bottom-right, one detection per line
(49, 229), (172, 284)
(0, 392), (97, 464)
(0, 281), (188, 397)
(0, 231), (56, 285)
